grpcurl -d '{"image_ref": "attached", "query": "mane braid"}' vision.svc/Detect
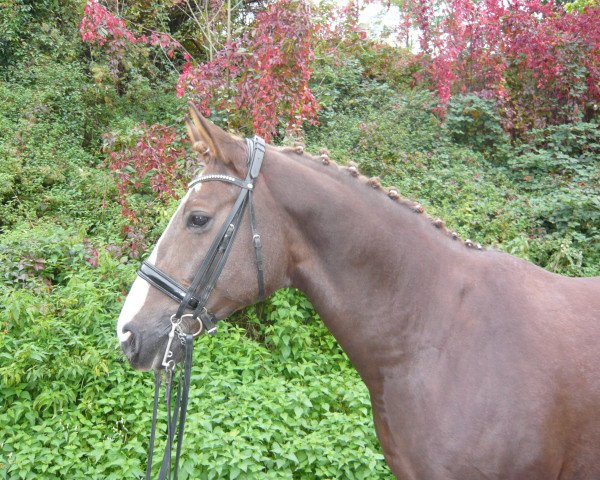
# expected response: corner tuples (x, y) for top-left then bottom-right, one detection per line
(281, 145), (484, 251)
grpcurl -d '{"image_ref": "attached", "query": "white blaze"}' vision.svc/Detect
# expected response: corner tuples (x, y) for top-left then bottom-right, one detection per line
(117, 277), (150, 342)
(116, 187), (197, 341)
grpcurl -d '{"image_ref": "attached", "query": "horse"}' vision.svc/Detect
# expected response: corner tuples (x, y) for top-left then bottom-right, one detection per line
(117, 105), (600, 479)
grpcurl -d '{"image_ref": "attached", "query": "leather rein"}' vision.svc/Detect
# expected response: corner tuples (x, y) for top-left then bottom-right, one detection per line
(137, 136), (266, 479)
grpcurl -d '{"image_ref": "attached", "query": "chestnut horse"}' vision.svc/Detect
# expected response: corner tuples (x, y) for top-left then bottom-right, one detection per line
(117, 107), (600, 479)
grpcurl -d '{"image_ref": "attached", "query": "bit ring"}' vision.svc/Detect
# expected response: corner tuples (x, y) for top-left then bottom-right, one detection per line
(178, 313), (203, 337)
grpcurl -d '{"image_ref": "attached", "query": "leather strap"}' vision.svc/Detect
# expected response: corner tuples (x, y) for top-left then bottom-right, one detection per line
(145, 371), (162, 480)
(146, 334), (194, 480)
(248, 136), (265, 179)
(249, 190), (265, 301)
(173, 334), (193, 479)
(141, 136), (266, 479)
(158, 369), (180, 479)
(138, 262), (200, 309)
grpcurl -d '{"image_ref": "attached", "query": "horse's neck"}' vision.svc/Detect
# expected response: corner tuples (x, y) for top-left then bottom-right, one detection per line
(267, 153), (472, 384)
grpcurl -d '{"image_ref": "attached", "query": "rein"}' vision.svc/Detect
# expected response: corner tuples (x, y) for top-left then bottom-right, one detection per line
(137, 136), (266, 479)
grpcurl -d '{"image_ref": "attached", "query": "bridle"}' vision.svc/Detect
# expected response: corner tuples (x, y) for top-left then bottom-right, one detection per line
(137, 136), (266, 479)
(138, 135), (266, 351)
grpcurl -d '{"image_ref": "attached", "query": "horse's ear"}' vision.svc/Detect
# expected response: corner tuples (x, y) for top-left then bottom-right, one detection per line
(186, 103), (246, 171)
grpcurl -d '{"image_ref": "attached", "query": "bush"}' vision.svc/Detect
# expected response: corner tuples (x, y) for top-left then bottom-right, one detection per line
(445, 94), (510, 162)
(306, 47), (598, 278)
(510, 121), (600, 178)
(0, 60), (117, 232)
(0, 263), (392, 479)
(308, 56), (443, 169)
(506, 121), (600, 274)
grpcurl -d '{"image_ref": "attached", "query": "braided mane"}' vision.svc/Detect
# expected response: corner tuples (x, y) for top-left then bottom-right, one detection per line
(276, 143), (484, 251)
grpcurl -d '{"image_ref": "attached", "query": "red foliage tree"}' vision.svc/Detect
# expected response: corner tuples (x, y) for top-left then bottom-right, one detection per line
(403, 0), (600, 133)
(80, 0), (187, 89)
(81, 0), (320, 238)
(176, 0), (319, 141)
(102, 124), (186, 254)
(80, 0), (182, 55)
(104, 124), (184, 217)
(82, 0), (319, 141)
(81, 0), (321, 247)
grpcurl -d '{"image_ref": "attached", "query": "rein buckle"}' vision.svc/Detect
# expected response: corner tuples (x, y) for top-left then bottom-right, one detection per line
(198, 308), (218, 335)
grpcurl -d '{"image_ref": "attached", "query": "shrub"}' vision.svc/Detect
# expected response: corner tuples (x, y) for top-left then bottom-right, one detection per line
(403, 0), (600, 135)
(506, 121), (600, 273)
(1, 264), (393, 479)
(0, 60), (118, 232)
(445, 94), (510, 162)
(0, 0), (31, 70)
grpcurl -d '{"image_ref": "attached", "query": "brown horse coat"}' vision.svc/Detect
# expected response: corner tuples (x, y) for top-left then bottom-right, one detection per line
(118, 109), (600, 479)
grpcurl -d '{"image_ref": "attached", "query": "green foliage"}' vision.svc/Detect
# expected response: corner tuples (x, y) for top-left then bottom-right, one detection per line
(0, 223), (89, 288)
(345, 41), (418, 92)
(511, 121), (600, 177)
(159, 292), (391, 479)
(1, 0), (87, 72)
(1, 2), (598, 479)
(445, 94), (510, 162)
(0, 58), (120, 233)
(564, 0), (599, 11)
(0, 0), (31, 70)
(0, 240), (144, 479)
(309, 54), (442, 167)
(1, 258), (391, 478)
(506, 121), (600, 275)
(306, 51), (598, 277)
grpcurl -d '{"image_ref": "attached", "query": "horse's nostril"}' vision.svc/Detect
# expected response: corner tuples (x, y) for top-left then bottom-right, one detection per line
(120, 326), (139, 360)
(121, 330), (133, 343)
(118, 322), (134, 344)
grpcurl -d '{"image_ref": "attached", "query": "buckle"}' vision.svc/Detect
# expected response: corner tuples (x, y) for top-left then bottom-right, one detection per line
(253, 234), (262, 248)
(162, 315), (183, 370)
(198, 307), (218, 335)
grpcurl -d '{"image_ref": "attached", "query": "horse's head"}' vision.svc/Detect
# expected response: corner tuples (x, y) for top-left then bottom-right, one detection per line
(117, 106), (288, 370)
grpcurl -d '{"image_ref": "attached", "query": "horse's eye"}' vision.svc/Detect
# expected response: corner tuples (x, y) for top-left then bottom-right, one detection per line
(187, 213), (211, 229)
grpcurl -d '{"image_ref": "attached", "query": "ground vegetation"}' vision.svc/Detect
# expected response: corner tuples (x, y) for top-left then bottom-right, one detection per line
(0, 0), (598, 478)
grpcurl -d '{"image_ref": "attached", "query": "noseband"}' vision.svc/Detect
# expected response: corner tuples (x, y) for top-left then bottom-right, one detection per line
(137, 136), (266, 479)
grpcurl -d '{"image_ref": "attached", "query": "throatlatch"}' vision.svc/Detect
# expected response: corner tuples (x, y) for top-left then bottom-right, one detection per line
(139, 136), (266, 479)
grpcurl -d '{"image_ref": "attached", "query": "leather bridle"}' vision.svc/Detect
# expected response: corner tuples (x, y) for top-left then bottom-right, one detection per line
(138, 136), (266, 479)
